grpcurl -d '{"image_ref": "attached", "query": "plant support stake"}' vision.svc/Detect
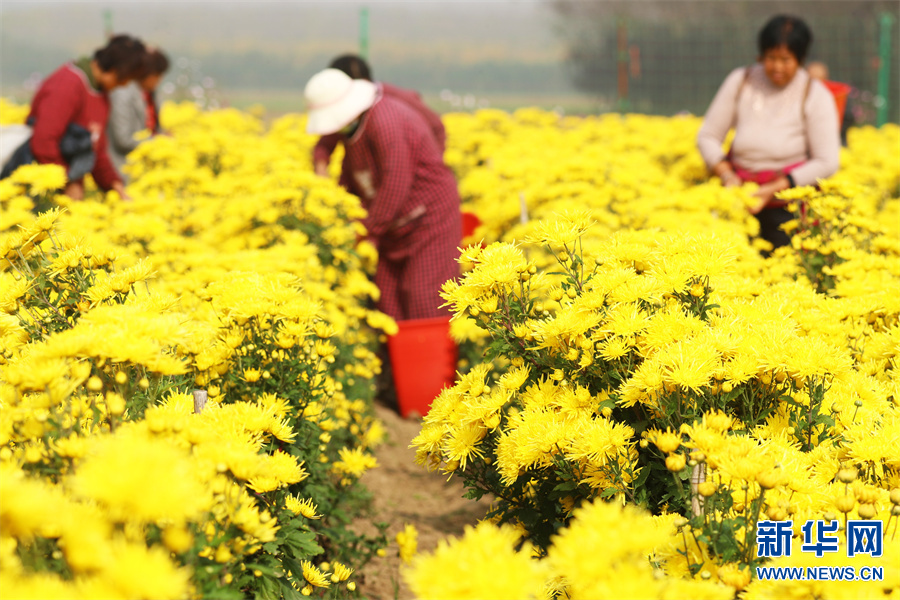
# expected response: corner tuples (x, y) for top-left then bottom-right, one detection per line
(192, 389), (208, 414)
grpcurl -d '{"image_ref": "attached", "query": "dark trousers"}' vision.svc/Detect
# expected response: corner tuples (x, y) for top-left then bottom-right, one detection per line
(755, 207), (793, 255)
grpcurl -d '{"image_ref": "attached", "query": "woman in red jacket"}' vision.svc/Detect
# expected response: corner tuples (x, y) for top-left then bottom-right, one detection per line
(305, 68), (461, 322)
(7, 34), (146, 200)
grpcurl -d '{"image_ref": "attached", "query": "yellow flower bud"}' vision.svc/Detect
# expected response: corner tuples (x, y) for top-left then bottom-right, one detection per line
(834, 495), (856, 513)
(162, 526), (193, 554)
(215, 545), (232, 563)
(890, 488), (900, 505)
(766, 506), (787, 521)
(857, 503), (877, 520)
(666, 454), (686, 472)
(757, 468), (782, 490)
(105, 392), (126, 416)
(837, 468), (857, 484)
(24, 445), (43, 463)
(698, 481), (718, 497)
(653, 431), (681, 454)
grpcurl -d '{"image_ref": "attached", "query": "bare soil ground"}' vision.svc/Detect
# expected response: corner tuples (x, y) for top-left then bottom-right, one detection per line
(353, 402), (492, 600)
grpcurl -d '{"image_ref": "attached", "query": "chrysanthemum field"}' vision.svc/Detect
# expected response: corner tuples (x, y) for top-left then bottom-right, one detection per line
(1, 99), (899, 599)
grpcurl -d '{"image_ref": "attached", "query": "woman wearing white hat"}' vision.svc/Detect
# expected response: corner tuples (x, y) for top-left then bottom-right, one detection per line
(305, 68), (461, 322)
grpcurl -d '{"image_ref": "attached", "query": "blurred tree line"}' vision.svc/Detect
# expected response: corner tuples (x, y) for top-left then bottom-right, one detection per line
(552, 0), (899, 121)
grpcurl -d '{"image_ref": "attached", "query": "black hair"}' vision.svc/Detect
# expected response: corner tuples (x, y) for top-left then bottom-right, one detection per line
(143, 48), (170, 77)
(329, 54), (372, 81)
(758, 15), (813, 63)
(94, 34), (147, 80)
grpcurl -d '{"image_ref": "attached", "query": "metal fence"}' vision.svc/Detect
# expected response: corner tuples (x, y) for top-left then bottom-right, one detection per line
(557, 0), (898, 124)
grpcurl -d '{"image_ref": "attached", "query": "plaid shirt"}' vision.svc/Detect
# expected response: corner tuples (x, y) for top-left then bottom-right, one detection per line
(345, 93), (460, 320)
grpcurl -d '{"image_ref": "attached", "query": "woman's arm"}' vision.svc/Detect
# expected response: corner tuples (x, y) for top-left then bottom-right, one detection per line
(313, 133), (341, 176)
(696, 67), (746, 176)
(789, 82), (841, 187)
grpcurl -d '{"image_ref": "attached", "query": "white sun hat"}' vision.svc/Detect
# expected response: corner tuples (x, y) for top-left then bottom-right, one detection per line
(304, 68), (378, 135)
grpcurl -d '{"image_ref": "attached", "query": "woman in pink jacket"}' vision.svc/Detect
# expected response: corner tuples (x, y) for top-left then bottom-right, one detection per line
(697, 15), (840, 251)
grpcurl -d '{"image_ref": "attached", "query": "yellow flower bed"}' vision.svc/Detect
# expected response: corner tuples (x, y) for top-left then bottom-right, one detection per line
(2, 97), (899, 599)
(1, 102), (394, 599)
(411, 112), (900, 599)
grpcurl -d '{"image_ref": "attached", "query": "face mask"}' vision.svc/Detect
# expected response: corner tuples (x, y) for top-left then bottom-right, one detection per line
(340, 118), (361, 137)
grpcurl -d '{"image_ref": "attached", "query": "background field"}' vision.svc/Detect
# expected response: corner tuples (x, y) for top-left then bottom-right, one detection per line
(1, 0), (897, 121)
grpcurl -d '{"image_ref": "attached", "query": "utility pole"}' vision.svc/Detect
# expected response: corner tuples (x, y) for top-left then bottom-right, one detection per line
(876, 12), (894, 127)
(359, 6), (369, 60)
(616, 16), (630, 114)
(103, 9), (113, 38)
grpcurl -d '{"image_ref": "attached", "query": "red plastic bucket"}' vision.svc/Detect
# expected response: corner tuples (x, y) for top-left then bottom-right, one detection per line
(387, 316), (458, 419)
(461, 211), (481, 240)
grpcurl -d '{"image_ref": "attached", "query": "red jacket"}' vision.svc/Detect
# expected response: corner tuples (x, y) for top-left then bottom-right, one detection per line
(312, 82), (446, 167)
(28, 62), (121, 190)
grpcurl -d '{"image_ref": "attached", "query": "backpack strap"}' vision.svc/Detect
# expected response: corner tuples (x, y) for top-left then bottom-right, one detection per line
(735, 65), (752, 109)
(800, 72), (813, 123)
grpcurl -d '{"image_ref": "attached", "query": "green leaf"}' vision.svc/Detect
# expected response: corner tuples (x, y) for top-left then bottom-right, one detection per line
(600, 487), (618, 499)
(280, 554), (308, 588)
(263, 542), (279, 555)
(256, 575), (281, 600)
(633, 465), (650, 488)
(279, 578), (305, 600)
(283, 530), (324, 559)
(553, 481), (577, 493)
(463, 488), (485, 500)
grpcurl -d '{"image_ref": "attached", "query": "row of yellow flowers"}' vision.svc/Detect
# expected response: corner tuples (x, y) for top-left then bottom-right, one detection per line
(2, 96), (898, 599)
(409, 110), (900, 599)
(1, 101), (395, 599)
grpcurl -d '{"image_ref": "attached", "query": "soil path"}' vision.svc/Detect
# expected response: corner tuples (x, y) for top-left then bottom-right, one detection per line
(355, 402), (492, 600)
